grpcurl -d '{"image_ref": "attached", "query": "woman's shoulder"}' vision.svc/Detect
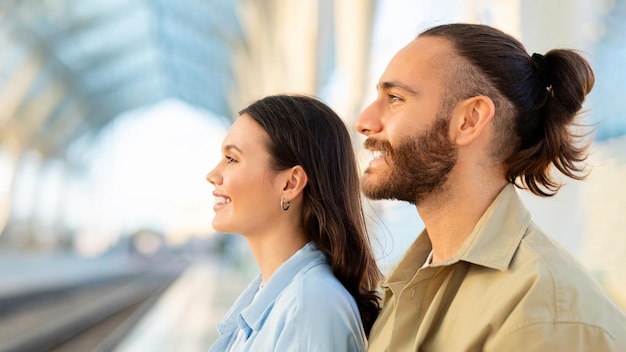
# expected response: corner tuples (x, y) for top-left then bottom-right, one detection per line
(272, 261), (364, 332)
(283, 262), (359, 313)
(261, 261), (366, 349)
(301, 263), (348, 292)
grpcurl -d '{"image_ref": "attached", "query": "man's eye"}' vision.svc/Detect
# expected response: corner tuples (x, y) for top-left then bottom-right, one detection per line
(389, 95), (401, 103)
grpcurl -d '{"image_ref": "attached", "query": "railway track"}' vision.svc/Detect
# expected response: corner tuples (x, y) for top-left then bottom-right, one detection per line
(0, 268), (182, 352)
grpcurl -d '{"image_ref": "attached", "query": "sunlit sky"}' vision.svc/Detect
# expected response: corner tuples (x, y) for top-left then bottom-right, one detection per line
(92, 100), (228, 229)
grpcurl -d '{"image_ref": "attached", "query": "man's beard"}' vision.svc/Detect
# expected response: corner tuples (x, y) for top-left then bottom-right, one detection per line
(361, 115), (458, 205)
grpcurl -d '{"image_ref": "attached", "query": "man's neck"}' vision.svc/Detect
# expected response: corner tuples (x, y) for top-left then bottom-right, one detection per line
(417, 179), (508, 264)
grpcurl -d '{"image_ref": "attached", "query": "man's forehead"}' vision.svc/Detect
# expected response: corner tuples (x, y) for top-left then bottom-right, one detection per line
(383, 37), (457, 78)
(401, 36), (454, 61)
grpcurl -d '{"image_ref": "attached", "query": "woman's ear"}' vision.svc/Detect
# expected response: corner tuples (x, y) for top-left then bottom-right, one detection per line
(281, 165), (308, 200)
(450, 95), (495, 146)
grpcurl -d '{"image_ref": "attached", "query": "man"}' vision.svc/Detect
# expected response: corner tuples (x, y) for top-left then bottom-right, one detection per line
(356, 23), (626, 351)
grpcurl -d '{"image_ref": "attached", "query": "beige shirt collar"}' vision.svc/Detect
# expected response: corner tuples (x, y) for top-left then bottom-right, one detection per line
(384, 184), (531, 288)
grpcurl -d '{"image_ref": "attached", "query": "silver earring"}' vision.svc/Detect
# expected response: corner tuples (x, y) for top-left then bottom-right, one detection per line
(281, 197), (290, 211)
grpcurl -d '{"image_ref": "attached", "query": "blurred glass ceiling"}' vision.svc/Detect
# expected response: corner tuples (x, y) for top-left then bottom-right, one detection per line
(0, 0), (245, 157)
(2, 0), (625, 160)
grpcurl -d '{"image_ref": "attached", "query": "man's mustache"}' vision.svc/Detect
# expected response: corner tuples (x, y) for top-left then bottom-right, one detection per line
(363, 138), (394, 155)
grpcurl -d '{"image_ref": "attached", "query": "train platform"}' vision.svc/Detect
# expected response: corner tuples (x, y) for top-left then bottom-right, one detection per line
(112, 259), (250, 351)
(0, 251), (252, 351)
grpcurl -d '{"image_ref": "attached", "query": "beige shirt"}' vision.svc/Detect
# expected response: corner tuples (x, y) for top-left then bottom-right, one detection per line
(368, 184), (626, 351)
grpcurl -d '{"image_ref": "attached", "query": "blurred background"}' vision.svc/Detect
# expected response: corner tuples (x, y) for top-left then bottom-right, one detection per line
(0, 0), (624, 350)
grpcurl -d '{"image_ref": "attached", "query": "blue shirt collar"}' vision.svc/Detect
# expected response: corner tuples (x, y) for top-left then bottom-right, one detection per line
(221, 242), (328, 334)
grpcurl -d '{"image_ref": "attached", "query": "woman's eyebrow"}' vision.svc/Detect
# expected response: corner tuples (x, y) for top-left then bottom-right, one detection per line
(224, 144), (243, 154)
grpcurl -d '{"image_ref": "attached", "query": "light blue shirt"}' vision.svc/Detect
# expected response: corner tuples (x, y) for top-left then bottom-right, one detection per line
(208, 242), (366, 351)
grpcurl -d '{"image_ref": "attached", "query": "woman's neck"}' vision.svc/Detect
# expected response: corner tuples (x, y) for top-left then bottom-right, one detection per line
(245, 228), (308, 286)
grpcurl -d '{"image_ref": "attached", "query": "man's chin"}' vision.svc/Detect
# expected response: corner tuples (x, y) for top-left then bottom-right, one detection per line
(360, 180), (417, 204)
(361, 189), (382, 200)
(360, 180), (391, 201)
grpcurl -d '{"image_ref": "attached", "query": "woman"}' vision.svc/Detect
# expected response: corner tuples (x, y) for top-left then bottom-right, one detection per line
(206, 94), (381, 351)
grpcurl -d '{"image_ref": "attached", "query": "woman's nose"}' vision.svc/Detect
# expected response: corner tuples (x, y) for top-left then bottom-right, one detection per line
(206, 165), (221, 185)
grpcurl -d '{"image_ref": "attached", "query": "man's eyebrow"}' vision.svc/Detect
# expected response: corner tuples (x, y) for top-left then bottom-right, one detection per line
(224, 144), (243, 154)
(379, 81), (417, 95)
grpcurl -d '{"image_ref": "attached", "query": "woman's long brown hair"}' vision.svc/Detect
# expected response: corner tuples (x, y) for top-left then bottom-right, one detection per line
(241, 94), (382, 335)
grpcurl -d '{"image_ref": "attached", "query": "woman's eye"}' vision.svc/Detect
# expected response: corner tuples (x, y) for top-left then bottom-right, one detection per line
(225, 156), (237, 164)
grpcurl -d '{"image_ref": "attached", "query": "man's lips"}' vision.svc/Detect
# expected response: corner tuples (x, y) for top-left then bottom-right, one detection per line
(371, 149), (388, 160)
(364, 138), (393, 167)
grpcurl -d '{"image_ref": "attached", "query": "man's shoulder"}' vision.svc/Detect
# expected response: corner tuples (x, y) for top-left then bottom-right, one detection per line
(430, 226), (626, 350)
(513, 222), (605, 300)
(473, 223), (626, 333)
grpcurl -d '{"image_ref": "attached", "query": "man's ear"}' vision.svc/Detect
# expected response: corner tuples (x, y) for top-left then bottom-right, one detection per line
(281, 165), (308, 201)
(450, 95), (495, 146)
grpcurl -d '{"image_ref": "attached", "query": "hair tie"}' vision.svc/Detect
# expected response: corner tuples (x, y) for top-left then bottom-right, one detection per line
(531, 53), (553, 89)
